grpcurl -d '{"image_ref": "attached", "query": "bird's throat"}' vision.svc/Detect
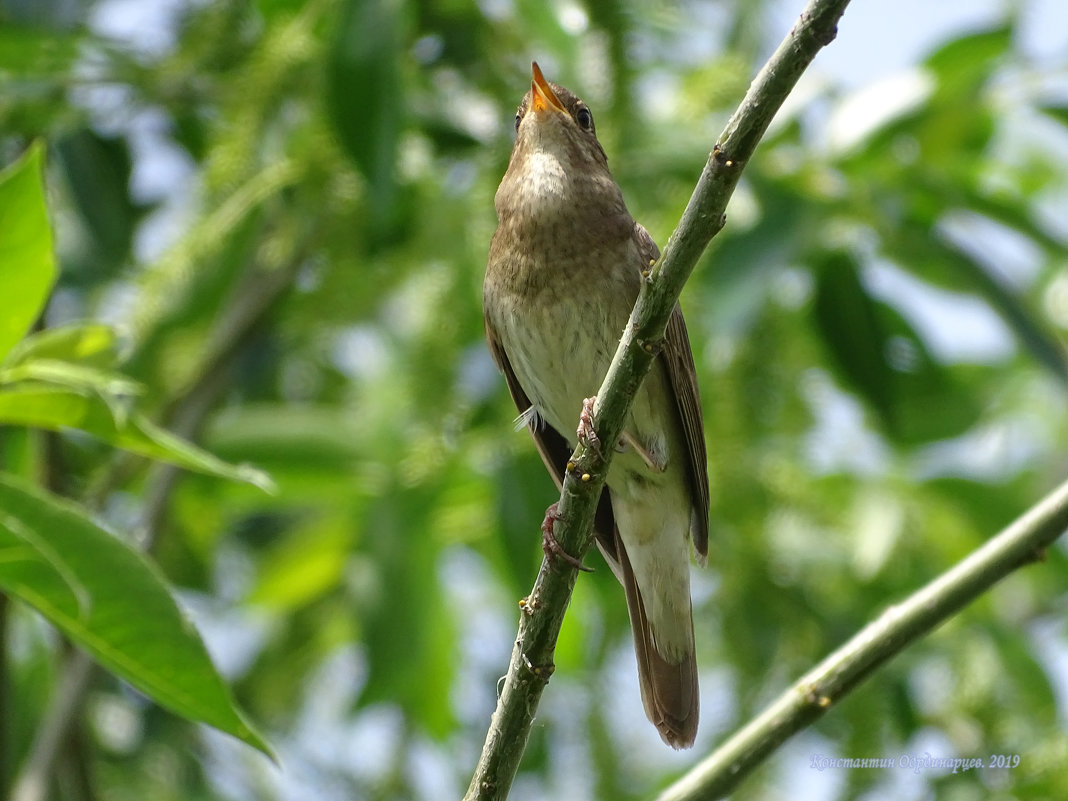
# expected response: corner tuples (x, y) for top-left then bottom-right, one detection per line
(521, 150), (569, 206)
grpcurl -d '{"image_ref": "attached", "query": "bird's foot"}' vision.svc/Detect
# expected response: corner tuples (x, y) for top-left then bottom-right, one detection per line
(577, 396), (602, 457)
(541, 503), (593, 572)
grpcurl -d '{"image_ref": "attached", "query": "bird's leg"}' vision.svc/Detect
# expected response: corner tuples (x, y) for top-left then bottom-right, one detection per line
(577, 396), (602, 457)
(541, 502), (593, 572)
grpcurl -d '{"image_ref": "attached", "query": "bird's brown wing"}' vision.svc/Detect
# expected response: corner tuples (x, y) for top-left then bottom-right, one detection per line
(663, 305), (710, 558)
(634, 223), (710, 558)
(484, 317), (620, 564)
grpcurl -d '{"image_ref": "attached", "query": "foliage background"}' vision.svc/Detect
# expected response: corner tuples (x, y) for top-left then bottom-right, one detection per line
(2, 0), (1068, 799)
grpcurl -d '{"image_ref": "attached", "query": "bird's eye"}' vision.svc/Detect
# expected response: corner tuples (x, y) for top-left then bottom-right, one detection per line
(576, 107), (593, 130)
(515, 112), (522, 132)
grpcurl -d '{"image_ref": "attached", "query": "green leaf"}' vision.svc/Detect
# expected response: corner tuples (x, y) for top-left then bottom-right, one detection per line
(0, 359), (143, 398)
(0, 26), (82, 78)
(0, 473), (272, 756)
(3, 323), (122, 369)
(945, 246), (1068, 384)
(326, 0), (405, 241)
(811, 253), (982, 444)
(204, 404), (364, 470)
(53, 130), (145, 274)
(0, 386), (274, 491)
(812, 252), (895, 426)
(0, 143), (56, 363)
(1039, 104), (1068, 129)
(248, 516), (351, 609)
(924, 25), (1012, 95)
(892, 215), (1068, 383)
(359, 484), (455, 738)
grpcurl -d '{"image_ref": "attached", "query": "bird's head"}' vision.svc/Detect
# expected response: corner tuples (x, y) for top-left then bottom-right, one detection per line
(510, 62), (608, 172)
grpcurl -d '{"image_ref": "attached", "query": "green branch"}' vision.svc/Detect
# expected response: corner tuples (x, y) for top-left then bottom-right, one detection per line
(657, 473), (1068, 801)
(463, 0), (853, 798)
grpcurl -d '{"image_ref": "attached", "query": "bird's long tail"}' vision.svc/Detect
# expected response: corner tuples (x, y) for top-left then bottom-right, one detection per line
(614, 527), (699, 749)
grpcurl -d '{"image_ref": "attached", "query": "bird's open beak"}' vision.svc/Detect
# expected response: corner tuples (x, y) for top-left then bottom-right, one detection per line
(531, 62), (567, 115)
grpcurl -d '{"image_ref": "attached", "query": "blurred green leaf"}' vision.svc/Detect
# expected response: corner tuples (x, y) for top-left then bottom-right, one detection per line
(0, 142), (55, 362)
(0, 386), (273, 490)
(205, 404), (364, 471)
(812, 251), (896, 425)
(3, 323), (122, 369)
(248, 516), (351, 609)
(956, 186), (1066, 254)
(53, 130), (147, 277)
(924, 25), (1011, 94)
(988, 625), (1059, 726)
(495, 449), (556, 588)
(1039, 104), (1068, 128)
(0, 359), (143, 397)
(0, 25), (82, 77)
(0, 473), (272, 756)
(327, 0), (405, 240)
(358, 484), (455, 738)
(933, 235), (1068, 384)
(811, 252), (983, 443)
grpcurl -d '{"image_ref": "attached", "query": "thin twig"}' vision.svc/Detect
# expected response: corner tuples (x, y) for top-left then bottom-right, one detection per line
(9, 651), (94, 801)
(657, 474), (1068, 801)
(463, 1), (852, 798)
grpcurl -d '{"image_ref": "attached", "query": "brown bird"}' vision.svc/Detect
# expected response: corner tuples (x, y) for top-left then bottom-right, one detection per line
(483, 62), (709, 748)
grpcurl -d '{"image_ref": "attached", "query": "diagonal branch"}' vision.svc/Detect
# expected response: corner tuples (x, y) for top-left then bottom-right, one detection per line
(463, 1), (853, 798)
(657, 473), (1068, 801)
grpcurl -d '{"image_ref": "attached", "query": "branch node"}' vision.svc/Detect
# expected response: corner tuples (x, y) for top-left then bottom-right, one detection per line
(805, 684), (833, 708)
(638, 337), (666, 357)
(522, 652), (556, 682)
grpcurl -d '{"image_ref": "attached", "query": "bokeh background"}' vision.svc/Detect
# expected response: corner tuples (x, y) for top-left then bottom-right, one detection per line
(3, 0), (1068, 799)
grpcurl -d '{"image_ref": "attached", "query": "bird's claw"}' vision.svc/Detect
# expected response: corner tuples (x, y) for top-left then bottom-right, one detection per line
(577, 396), (602, 457)
(541, 503), (593, 572)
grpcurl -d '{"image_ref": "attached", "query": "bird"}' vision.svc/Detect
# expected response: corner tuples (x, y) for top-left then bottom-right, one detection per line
(483, 62), (709, 749)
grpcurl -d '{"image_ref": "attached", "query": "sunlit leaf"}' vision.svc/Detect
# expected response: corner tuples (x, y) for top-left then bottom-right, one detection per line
(248, 517), (351, 609)
(3, 324), (121, 369)
(0, 143), (55, 363)
(0, 359), (143, 397)
(0, 386), (273, 490)
(0, 473), (272, 756)
(924, 25), (1012, 94)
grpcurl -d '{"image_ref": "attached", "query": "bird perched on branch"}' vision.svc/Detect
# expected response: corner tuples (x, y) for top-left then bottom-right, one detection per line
(483, 62), (709, 749)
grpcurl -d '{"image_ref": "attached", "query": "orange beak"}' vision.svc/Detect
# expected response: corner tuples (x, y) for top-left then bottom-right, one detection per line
(531, 62), (567, 115)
